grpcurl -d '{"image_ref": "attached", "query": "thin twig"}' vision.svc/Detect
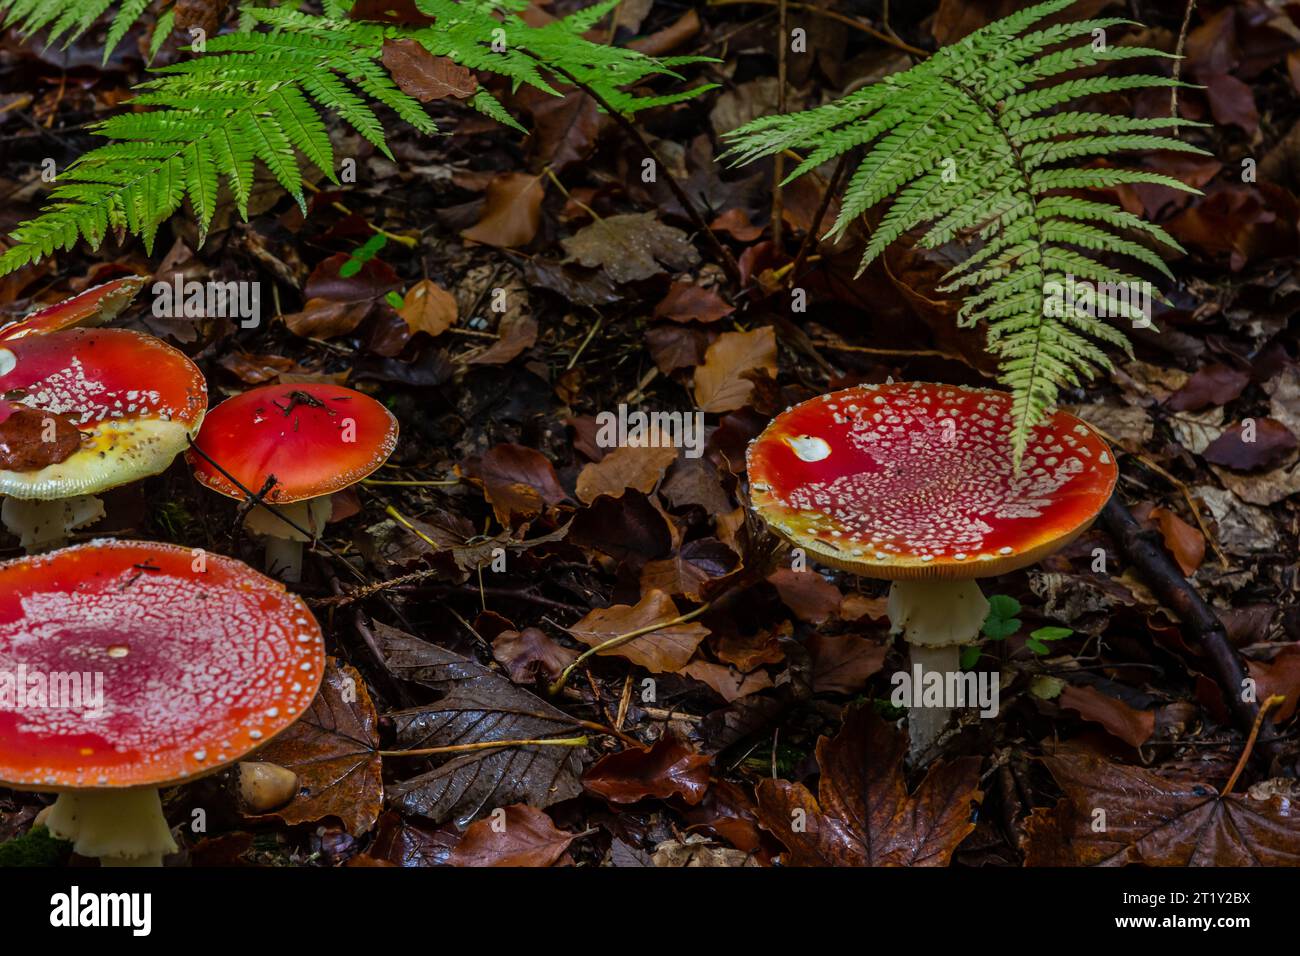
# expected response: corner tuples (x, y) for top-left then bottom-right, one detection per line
(379, 736), (590, 758)
(772, 0), (789, 249)
(1171, 0), (1196, 120)
(707, 0), (928, 57)
(788, 153), (848, 286)
(540, 62), (743, 286)
(1221, 696), (1285, 796)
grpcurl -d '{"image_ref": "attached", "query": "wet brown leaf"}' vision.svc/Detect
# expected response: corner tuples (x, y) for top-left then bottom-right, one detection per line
(576, 443), (677, 504)
(492, 627), (578, 684)
(768, 568), (842, 624)
(653, 281), (734, 324)
(1027, 745), (1300, 865)
(1203, 418), (1298, 471)
(468, 443), (567, 524)
(1058, 684), (1156, 748)
(680, 659), (773, 702)
(380, 625), (587, 826)
(468, 314), (538, 365)
(756, 706), (981, 866)
(1150, 506), (1205, 576)
(447, 805), (577, 867)
(246, 659), (383, 836)
(583, 737), (712, 805)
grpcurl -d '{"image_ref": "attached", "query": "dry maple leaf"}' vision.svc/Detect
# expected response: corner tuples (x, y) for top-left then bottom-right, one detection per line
(1026, 745), (1300, 866)
(567, 588), (710, 672)
(245, 659), (383, 836)
(756, 705), (982, 866)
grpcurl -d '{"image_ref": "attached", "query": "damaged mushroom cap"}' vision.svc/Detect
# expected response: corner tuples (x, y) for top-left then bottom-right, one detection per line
(746, 383), (1117, 581)
(187, 383), (398, 503)
(0, 540), (325, 791)
(0, 276), (147, 342)
(0, 328), (207, 499)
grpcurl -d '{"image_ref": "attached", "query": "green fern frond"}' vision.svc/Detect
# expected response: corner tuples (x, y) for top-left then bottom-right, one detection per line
(724, 0), (1207, 465)
(0, 0), (714, 277)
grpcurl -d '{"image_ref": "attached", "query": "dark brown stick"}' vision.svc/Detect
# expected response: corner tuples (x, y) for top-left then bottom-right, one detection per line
(788, 153), (848, 287)
(1101, 495), (1283, 765)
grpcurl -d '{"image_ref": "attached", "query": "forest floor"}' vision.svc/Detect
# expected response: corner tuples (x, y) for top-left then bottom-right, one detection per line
(0, 0), (1298, 868)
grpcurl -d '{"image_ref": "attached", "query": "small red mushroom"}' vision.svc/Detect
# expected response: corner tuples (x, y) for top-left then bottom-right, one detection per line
(0, 540), (325, 866)
(188, 383), (398, 582)
(0, 329), (207, 551)
(747, 382), (1117, 760)
(0, 275), (147, 342)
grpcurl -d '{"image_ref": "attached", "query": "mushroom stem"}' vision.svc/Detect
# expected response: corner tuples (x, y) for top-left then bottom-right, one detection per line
(246, 497), (330, 583)
(887, 578), (989, 763)
(45, 787), (178, 867)
(1, 494), (105, 553)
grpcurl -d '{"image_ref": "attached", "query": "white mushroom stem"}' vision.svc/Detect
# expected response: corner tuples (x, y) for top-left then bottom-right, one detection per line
(45, 787), (178, 867)
(887, 578), (990, 763)
(245, 496), (332, 583)
(1, 494), (105, 553)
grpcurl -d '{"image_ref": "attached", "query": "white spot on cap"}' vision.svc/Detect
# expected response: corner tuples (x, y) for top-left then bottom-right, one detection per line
(785, 434), (831, 462)
(0, 348), (15, 376)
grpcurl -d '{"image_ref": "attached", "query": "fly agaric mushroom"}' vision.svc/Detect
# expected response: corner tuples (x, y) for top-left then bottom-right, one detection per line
(0, 328), (207, 551)
(747, 383), (1117, 759)
(0, 275), (147, 341)
(187, 382), (398, 582)
(0, 539), (325, 866)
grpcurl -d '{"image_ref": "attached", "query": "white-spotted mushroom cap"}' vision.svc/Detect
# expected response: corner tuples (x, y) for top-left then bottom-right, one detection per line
(0, 275), (147, 342)
(0, 540), (325, 791)
(746, 383), (1118, 580)
(0, 328), (207, 500)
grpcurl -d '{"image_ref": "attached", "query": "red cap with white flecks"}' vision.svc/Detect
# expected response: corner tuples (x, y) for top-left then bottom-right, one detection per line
(746, 383), (1118, 580)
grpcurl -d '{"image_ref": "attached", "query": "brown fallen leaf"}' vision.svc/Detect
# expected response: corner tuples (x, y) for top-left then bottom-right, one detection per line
(1058, 684), (1156, 748)
(365, 811), (458, 867)
(767, 568), (842, 624)
(583, 736), (712, 805)
(653, 281), (735, 324)
(461, 172), (545, 248)
(447, 805), (577, 867)
(1026, 745), (1300, 865)
(398, 278), (457, 338)
(757, 706), (981, 866)
(467, 313), (538, 365)
(492, 627), (578, 684)
(380, 625), (587, 826)
(1149, 506), (1205, 577)
(281, 297), (372, 340)
(382, 38), (477, 100)
(561, 212), (700, 283)
(567, 589), (709, 672)
(1166, 362), (1251, 412)
(806, 633), (888, 694)
(693, 326), (778, 413)
(245, 659), (383, 836)
(1247, 644), (1300, 724)
(640, 538), (740, 602)
(681, 659), (773, 702)
(575, 443), (677, 504)
(1203, 418), (1298, 472)
(468, 443), (567, 525)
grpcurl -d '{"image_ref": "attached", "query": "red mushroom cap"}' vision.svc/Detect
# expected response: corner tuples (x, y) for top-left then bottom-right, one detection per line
(0, 276), (147, 342)
(187, 383), (398, 503)
(0, 540), (325, 791)
(747, 383), (1118, 580)
(0, 328), (207, 499)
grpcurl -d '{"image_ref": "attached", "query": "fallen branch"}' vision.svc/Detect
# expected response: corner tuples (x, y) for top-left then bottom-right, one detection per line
(1101, 495), (1284, 766)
